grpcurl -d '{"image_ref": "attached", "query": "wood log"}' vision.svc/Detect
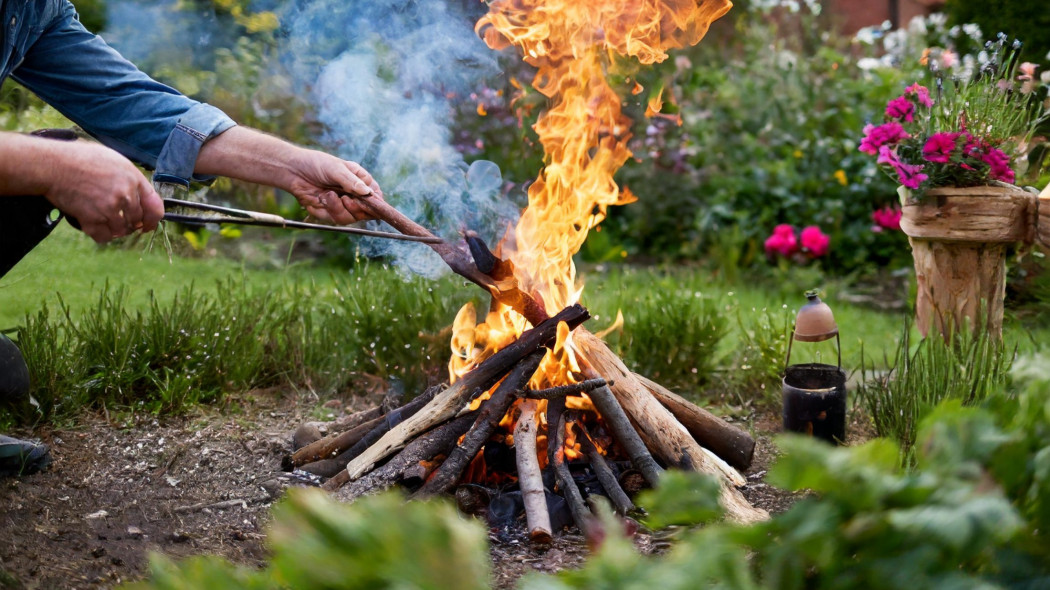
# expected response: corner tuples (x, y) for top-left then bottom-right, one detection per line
(576, 422), (635, 515)
(908, 238), (1007, 340)
(584, 383), (664, 487)
(900, 186), (1035, 243)
(576, 329), (768, 524)
(414, 351), (545, 497)
(287, 414), (385, 469)
(289, 386), (438, 470)
(514, 399), (552, 544)
(332, 413), (477, 503)
(341, 305), (589, 482)
(639, 376), (755, 471)
(551, 411), (593, 537)
(338, 385), (442, 464)
(522, 379), (608, 400)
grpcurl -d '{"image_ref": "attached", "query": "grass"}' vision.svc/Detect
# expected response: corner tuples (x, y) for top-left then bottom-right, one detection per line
(2, 224), (1048, 426)
(857, 322), (1013, 468)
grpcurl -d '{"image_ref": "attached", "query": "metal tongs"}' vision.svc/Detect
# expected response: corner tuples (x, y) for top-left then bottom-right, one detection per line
(166, 195), (506, 297)
(162, 198), (444, 244)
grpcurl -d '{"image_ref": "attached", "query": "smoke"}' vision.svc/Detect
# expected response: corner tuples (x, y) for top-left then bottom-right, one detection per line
(280, 0), (518, 278)
(103, 0), (521, 279)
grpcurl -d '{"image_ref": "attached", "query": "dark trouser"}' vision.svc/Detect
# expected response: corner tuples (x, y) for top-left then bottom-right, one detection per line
(2, 129), (76, 280)
(0, 195), (63, 280)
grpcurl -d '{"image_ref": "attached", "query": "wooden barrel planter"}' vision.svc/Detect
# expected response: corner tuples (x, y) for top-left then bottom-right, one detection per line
(900, 185), (1038, 342)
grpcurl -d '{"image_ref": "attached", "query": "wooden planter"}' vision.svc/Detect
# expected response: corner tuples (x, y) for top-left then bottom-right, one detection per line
(900, 185), (1038, 341)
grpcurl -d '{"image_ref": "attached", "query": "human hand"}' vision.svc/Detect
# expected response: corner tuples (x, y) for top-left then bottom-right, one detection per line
(286, 150), (385, 225)
(43, 142), (164, 243)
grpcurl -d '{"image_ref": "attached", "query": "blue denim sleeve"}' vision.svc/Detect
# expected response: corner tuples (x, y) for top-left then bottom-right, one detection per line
(11, 0), (236, 186)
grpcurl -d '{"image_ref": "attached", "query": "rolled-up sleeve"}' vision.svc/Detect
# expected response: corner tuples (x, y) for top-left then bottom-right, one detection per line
(11, 0), (235, 185)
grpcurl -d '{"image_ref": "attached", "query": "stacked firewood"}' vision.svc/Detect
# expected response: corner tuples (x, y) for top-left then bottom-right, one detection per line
(283, 197), (769, 536)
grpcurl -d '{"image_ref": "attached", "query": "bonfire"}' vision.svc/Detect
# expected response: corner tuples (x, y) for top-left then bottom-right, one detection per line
(285, 0), (770, 539)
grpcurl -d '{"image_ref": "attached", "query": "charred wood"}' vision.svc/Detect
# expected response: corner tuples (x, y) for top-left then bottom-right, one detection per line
(522, 378), (608, 400)
(413, 351), (545, 497)
(576, 422), (635, 516)
(340, 304), (589, 482)
(332, 413), (477, 503)
(551, 411), (594, 538)
(584, 383), (664, 487)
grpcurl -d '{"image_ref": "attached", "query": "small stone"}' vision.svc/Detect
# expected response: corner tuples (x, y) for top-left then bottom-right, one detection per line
(126, 526), (144, 539)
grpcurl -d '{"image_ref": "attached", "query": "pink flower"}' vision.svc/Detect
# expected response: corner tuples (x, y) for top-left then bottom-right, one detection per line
(894, 160), (928, 189)
(886, 96), (915, 122)
(859, 122), (909, 155)
(764, 224), (798, 257)
(799, 226), (830, 258)
(983, 148), (1015, 183)
(1019, 62), (1037, 81)
(940, 51), (958, 71)
(922, 132), (960, 163)
(871, 205), (902, 231)
(905, 83), (933, 107)
(877, 144), (899, 166)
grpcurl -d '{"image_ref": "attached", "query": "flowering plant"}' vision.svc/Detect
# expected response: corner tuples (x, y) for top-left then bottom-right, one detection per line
(764, 224), (830, 260)
(859, 34), (1049, 196)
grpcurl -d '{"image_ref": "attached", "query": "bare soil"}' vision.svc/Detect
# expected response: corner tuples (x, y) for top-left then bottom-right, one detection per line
(0, 387), (843, 590)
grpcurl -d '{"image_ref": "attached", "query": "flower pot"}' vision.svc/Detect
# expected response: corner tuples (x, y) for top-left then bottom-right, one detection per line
(900, 185), (1037, 341)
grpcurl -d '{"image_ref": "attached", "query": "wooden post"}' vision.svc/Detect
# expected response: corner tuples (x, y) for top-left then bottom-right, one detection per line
(900, 186), (1036, 342)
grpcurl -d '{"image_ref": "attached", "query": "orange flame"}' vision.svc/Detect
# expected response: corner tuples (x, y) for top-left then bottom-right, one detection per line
(449, 0), (731, 469)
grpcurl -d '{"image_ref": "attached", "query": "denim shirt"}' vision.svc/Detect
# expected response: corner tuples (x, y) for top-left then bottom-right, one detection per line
(0, 0), (236, 186)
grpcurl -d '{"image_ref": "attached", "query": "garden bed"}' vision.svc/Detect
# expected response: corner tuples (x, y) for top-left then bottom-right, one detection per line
(0, 385), (845, 589)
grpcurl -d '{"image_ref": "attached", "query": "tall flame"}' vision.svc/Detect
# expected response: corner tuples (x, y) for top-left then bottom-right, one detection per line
(477, 0), (731, 314)
(451, 0), (730, 385)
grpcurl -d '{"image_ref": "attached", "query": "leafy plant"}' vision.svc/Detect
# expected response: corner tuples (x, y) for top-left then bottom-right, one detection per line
(124, 488), (492, 590)
(859, 35), (1049, 193)
(858, 320), (1013, 467)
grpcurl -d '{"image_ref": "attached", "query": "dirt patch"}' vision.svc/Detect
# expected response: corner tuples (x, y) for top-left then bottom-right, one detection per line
(0, 389), (817, 589)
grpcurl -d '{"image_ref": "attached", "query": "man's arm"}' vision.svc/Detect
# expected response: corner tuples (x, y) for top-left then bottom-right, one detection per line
(0, 132), (163, 243)
(195, 127), (383, 225)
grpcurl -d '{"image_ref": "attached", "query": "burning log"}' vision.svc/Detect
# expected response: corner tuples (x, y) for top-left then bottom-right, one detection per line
(522, 379), (608, 400)
(333, 413), (478, 503)
(576, 422), (635, 516)
(551, 410), (595, 538)
(288, 386), (438, 470)
(514, 398), (552, 544)
(577, 330), (768, 524)
(584, 382), (663, 488)
(413, 351), (545, 497)
(338, 304), (590, 482)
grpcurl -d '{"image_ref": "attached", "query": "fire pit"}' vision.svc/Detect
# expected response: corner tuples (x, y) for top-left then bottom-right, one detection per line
(283, 0), (766, 540)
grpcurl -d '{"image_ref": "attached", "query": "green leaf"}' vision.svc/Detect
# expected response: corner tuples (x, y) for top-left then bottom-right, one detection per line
(636, 470), (723, 529)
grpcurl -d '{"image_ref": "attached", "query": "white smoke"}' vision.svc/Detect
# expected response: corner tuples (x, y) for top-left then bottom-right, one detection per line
(103, 0), (521, 279)
(280, 0), (519, 278)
